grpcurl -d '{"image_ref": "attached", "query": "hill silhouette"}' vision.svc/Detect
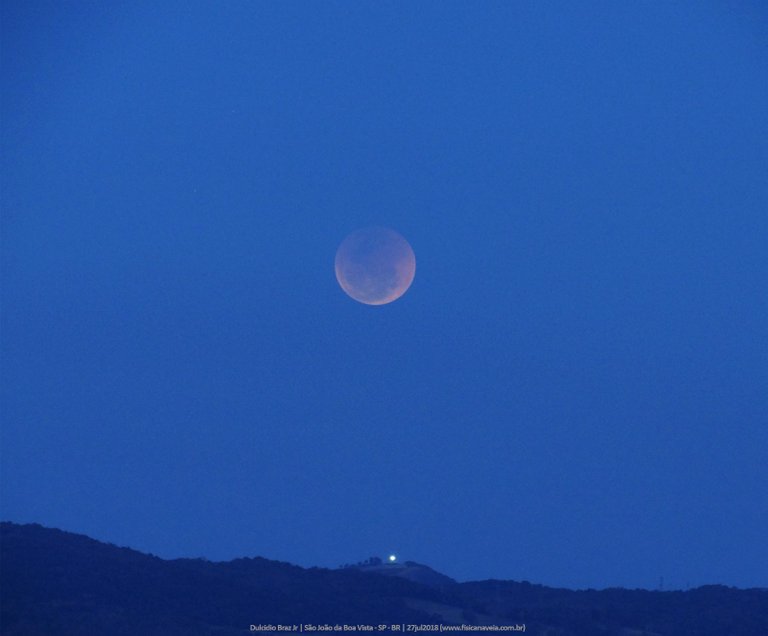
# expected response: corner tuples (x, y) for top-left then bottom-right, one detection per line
(1, 522), (766, 635)
(341, 557), (456, 588)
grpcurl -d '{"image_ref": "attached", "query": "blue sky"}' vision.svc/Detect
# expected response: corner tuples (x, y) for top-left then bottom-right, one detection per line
(2, 1), (767, 590)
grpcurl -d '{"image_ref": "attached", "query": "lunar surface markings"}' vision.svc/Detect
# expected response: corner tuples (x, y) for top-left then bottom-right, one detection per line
(335, 227), (416, 305)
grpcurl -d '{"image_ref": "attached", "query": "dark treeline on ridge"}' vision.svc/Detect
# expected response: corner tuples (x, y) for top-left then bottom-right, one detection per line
(1, 522), (766, 635)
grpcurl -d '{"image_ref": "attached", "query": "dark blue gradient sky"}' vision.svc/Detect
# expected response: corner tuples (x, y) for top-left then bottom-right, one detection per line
(2, 1), (767, 590)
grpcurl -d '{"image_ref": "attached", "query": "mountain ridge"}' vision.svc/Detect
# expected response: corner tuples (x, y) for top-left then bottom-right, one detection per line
(1, 522), (766, 635)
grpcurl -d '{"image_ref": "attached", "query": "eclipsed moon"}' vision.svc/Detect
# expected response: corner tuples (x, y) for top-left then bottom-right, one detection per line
(335, 227), (416, 305)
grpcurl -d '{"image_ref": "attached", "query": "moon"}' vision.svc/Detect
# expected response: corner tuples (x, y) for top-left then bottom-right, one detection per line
(335, 227), (416, 305)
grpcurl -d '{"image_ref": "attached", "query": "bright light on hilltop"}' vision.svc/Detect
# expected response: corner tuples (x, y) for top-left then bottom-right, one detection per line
(388, 554), (397, 563)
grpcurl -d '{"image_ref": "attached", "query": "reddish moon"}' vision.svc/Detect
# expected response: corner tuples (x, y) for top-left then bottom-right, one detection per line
(335, 227), (416, 305)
